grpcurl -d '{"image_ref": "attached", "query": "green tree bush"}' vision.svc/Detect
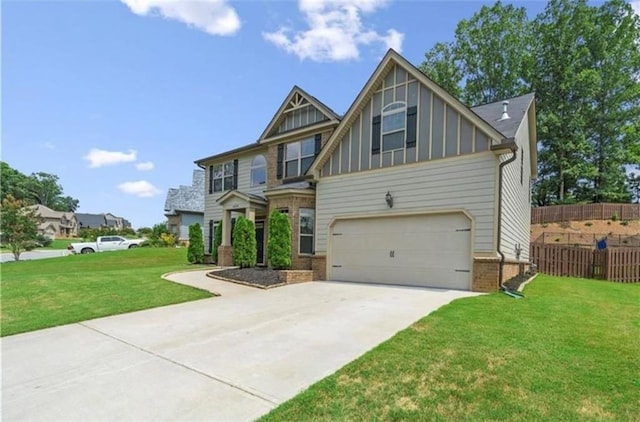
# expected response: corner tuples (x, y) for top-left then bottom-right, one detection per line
(232, 216), (256, 268)
(267, 210), (292, 269)
(0, 195), (42, 261)
(213, 220), (223, 263)
(187, 223), (204, 264)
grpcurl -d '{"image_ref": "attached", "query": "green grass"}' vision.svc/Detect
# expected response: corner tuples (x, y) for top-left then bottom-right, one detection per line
(260, 275), (640, 421)
(40, 238), (79, 250)
(1, 248), (213, 336)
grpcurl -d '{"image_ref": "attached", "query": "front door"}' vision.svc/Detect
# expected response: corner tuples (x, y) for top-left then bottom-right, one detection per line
(255, 221), (265, 265)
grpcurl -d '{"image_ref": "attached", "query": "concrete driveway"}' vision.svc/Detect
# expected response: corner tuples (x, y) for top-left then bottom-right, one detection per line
(2, 271), (479, 421)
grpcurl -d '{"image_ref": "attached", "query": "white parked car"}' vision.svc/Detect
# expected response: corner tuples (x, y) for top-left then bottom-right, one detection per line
(67, 236), (146, 254)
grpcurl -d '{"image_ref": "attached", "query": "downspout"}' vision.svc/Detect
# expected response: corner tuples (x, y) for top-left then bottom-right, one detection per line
(497, 144), (518, 290)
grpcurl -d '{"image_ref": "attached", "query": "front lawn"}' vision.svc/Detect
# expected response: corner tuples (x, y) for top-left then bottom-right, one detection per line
(260, 275), (640, 421)
(1, 248), (212, 336)
(39, 238), (80, 250)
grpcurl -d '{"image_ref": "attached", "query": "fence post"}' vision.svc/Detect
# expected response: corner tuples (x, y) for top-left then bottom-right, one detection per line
(601, 203), (605, 220)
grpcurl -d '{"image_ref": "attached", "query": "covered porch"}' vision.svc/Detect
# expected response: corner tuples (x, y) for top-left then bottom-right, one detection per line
(216, 191), (268, 266)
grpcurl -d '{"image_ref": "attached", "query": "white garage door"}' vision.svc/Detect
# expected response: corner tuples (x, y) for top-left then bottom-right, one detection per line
(329, 213), (471, 290)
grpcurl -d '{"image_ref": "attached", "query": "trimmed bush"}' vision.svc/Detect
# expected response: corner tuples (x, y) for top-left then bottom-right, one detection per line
(213, 220), (223, 263)
(187, 223), (204, 264)
(232, 216), (257, 268)
(267, 210), (292, 269)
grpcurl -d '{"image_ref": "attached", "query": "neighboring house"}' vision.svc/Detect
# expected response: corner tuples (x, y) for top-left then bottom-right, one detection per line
(28, 204), (78, 238)
(76, 213), (108, 229)
(76, 213), (132, 230)
(164, 169), (205, 241)
(195, 49), (536, 292)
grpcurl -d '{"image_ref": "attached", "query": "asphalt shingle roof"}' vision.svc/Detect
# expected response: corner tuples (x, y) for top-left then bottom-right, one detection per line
(471, 93), (535, 139)
(164, 170), (205, 214)
(76, 213), (107, 228)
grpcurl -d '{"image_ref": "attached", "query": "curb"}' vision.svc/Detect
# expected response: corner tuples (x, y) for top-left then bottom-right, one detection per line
(517, 273), (539, 293)
(206, 270), (286, 290)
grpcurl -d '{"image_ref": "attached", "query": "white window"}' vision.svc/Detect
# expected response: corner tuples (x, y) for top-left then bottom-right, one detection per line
(285, 137), (315, 178)
(212, 161), (234, 193)
(382, 102), (406, 152)
(299, 208), (314, 255)
(251, 155), (266, 186)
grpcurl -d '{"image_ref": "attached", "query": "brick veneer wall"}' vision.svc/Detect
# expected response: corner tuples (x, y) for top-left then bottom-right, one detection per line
(311, 255), (327, 280)
(279, 270), (314, 284)
(268, 195), (315, 270)
(472, 257), (525, 292)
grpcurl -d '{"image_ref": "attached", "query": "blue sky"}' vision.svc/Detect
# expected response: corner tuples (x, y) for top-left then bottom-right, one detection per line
(2, 0), (570, 228)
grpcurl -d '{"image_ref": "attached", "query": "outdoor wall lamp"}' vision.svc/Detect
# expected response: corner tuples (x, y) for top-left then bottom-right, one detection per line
(385, 191), (394, 208)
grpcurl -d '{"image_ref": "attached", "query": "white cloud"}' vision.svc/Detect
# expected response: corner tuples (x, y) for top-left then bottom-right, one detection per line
(135, 161), (155, 171)
(120, 0), (241, 36)
(263, 0), (403, 62)
(42, 142), (55, 150)
(84, 148), (137, 168)
(117, 180), (162, 198)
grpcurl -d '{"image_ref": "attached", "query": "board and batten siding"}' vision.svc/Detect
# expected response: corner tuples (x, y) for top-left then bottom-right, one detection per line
(499, 114), (532, 261)
(321, 63), (495, 177)
(315, 153), (498, 254)
(203, 149), (267, 251)
(277, 104), (329, 134)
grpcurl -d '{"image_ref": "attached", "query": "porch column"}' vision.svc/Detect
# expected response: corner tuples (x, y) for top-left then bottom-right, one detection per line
(245, 207), (256, 223)
(221, 209), (232, 246)
(218, 209), (234, 266)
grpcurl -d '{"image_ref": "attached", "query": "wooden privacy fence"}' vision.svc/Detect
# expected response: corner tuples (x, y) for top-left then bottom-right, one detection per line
(530, 244), (640, 282)
(531, 203), (640, 224)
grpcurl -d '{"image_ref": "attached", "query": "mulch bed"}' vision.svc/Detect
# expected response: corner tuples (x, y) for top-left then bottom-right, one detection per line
(503, 271), (535, 292)
(210, 267), (283, 288)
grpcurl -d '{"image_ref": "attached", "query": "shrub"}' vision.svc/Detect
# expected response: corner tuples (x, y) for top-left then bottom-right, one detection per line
(36, 235), (53, 247)
(187, 223), (204, 264)
(620, 220), (629, 226)
(213, 220), (223, 263)
(611, 212), (619, 221)
(160, 233), (176, 247)
(267, 210), (292, 269)
(232, 216), (256, 268)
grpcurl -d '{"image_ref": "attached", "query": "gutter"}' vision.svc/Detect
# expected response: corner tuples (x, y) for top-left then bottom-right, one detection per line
(496, 141), (519, 290)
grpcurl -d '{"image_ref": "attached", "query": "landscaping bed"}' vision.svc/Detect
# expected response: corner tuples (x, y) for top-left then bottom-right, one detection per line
(211, 267), (284, 288)
(503, 271), (536, 291)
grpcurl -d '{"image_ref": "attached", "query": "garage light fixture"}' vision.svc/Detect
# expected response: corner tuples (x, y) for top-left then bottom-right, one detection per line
(385, 191), (393, 208)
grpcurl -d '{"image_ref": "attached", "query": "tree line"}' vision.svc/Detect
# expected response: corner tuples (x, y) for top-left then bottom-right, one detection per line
(418, 0), (640, 205)
(1, 161), (80, 212)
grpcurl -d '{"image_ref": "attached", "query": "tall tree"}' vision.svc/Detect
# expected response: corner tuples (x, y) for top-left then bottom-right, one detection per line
(0, 195), (42, 261)
(25, 172), (63, 208)
(418, 42), (463, 98)
(531, 0), (596, 203)
(418, 1), (532, 106)
(0, 162), (29, 203)
(578, 0), (640, 203)
(53, 196), (80, 212)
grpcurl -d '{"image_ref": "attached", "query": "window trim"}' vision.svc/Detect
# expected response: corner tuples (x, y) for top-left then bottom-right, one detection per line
(285, 138), (315, 178)
(212, 161), (234, 193)
(298, 208), (314, 255)
(250, 155), (267, 187)
(381, 101), (407, 152)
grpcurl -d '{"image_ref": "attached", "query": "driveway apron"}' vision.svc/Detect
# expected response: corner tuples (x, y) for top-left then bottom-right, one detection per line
(2, 270), (479, 421)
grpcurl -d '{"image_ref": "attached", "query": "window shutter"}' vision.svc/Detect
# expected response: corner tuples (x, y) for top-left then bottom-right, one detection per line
(208, 165), (213, 194)
(277, 144), (284, 179)
(314, 133), (322, 156)
(232, 159), (238, 190)
(406, 106), (417, 148)
(372, 115), (381, 154)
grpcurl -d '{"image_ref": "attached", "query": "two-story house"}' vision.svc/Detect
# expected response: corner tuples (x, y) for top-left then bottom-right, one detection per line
(195, 49), (536, 292)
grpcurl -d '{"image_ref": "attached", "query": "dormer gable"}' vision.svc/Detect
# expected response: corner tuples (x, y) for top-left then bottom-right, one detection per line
(258, 86), (340, 143)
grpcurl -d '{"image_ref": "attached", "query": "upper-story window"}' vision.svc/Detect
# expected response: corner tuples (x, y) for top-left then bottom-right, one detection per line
(251, 155), (266, 187)
(285, 137), (315, 178)
(212, 161), (234, 193)
(382, 102), (406, 152)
